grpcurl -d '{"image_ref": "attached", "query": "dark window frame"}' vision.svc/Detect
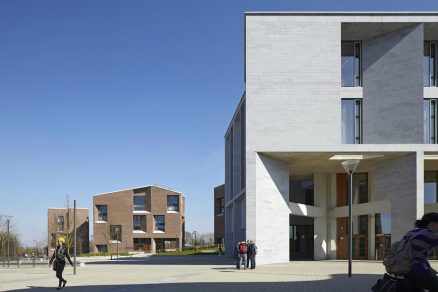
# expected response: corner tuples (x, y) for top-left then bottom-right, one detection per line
(341, 41), (362, 87)
(154, 215), (165, 232)
(341, 98), (363, 144)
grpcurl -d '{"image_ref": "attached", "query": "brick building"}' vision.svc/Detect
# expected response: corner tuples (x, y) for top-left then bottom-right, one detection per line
(93, 185), (185, 254)
(214, 184), (225, 244)
(47, 208), (90, 256)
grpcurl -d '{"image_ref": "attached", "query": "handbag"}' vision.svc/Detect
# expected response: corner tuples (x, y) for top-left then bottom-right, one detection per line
(52, 259), (58, 271)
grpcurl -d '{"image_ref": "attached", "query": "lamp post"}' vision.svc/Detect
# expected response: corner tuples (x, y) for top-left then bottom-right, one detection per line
(341, 159), (360, 278)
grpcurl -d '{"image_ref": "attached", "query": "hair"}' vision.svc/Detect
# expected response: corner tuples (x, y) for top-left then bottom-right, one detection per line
(415, 212), (438, 228)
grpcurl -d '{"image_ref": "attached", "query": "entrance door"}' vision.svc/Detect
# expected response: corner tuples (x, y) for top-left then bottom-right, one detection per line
(290, 225), (314, 260)
(336, 217), (348, 259)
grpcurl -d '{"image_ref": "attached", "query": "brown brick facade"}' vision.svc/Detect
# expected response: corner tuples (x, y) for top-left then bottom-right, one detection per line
(93, 185), (185, 253)
(47, 208), (90, 256)
(214, 184), (225, 244)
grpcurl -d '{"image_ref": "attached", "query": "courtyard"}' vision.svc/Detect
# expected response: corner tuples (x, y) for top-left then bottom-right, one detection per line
(2, 256), (432, 292)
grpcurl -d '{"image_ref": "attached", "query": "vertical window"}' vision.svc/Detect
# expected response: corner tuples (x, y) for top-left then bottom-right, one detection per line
(424, 99), (437, 144)
(133, 215), (146, 231)
(375, 213), (391, 260)
(110, 225), (122, 241)
(57, 216), (64, 232)
(342, 99), (362, 144)
(133, 196), (145, 211)
(96, 205), (108, 222)
(342, 41), (361, 87)
(218, 198), (224, 214)
(167, 195), (179, 212)
(425, 171), (438, 204)
(424, 42), (437, 87)
(154, 215), (165, 232)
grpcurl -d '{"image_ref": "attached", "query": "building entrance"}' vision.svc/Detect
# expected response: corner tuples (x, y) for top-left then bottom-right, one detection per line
(290, 215), (314, 260)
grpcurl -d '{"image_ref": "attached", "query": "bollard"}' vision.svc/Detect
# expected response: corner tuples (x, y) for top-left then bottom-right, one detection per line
(17, 257), (20, 268)
(2, 258), (4, 268)
(33, 257), (35, 268)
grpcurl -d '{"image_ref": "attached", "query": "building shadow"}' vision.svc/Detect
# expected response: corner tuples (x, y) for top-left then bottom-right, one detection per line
(86, 255), (235, 266)
(11, 274), (382, 292)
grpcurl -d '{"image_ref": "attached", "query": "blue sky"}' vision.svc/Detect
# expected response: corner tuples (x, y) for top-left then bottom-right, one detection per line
(1, 0), (438, 246)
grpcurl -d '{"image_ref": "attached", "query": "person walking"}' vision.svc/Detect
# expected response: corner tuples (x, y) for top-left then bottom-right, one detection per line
(247, 240), (258, 269)
(49, 238), (74, 290)
(404, 212), (438, 292)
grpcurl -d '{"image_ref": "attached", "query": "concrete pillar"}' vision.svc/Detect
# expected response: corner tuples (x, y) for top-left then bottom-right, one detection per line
(255, 153), (289, 264)
(314, 173), (328, 260)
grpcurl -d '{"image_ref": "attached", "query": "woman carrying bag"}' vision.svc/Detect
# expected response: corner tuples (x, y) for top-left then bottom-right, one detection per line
(49, 238), (74, 290)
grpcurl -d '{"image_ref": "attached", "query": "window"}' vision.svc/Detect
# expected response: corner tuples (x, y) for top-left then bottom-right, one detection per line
(424, 42), (437, 87)
(57, 216), (64, 232)
(216, 198), (225, 215)
(133, 196), (145, 211)
(96, 245), (108, 253)
(167, 195), (179, 212)
(342, 99), (362, 144)
(50, 233), (56, 248)
(110, 225), (122, 241)
(375, 212), (391, 260)
(424, 99), (437, 144)
(154, 215), (165, 232)
(425, 171), (438, 204)
(353, 173), (368, 204)
(96, 205), (108, 222)
(133, 215), (146, 231)
(342, 41), (361, 87)
(289, 180), (314, 206)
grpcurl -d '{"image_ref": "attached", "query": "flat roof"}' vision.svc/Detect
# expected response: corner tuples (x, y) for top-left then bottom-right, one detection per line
(94, 184), (184, 197)
(245, 11), (438, 16)
(48, 208), (89, 210)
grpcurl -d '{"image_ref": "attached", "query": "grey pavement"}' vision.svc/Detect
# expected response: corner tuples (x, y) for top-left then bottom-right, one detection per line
(1, 256), (436, 292)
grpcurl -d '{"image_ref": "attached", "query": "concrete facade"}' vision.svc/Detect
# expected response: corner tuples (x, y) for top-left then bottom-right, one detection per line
(93, 185), (185, 254)
(225, 12), (438, 265)
(47, 208), (90, 257)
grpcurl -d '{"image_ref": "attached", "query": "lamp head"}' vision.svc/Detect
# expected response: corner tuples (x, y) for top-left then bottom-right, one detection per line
(341, 159), (360, 174)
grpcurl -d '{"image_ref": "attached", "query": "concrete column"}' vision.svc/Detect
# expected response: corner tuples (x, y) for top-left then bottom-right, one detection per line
(255, 153), (289, 264)
(314, 173), (328, 260)
(369, 214), (376, 260)
(151, 238), (156, 254)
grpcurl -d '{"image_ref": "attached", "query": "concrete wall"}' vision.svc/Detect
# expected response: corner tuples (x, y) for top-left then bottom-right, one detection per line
(374, 153), (423, 241)
(362, 24), (423, 144)
(313, 173), (329, 260)
(255, 154), (290, 264)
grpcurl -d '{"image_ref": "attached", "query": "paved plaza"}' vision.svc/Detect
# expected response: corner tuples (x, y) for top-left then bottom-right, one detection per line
(1, 256), (436, 292)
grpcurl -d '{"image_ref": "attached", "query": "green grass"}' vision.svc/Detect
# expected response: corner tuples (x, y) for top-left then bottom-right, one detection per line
(78, 252), (130, 257)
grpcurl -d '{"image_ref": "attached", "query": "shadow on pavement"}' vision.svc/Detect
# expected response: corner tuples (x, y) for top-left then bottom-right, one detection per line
(86, 255), (235, 266)
(11, 274), (382, 292)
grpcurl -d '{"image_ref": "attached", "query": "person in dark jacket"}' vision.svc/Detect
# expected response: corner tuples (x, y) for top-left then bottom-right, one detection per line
(404, 212), (438, 292)
(235, 241), (247, 270)
(246, 240), (258, 269)
(49, 238), (73, 290)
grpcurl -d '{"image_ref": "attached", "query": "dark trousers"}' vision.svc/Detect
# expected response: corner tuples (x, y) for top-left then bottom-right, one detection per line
(246, 254), (256, 269)
(55, 262), (66, 287)
(408, 273), (438, 292)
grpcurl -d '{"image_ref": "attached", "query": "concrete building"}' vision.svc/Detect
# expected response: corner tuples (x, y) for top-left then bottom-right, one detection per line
(214, 184), (225, 244)
(47, 208), (90, 256)
(225, 12), (438, 265)
(93, 185), (185, 254)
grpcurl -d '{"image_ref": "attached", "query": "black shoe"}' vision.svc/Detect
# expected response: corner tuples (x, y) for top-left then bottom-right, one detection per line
(62, 280), (67, 288)
(56, 288), (61, 290)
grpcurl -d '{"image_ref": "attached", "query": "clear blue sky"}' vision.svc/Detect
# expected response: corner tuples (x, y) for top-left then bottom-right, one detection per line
(1, 0), (437, 246)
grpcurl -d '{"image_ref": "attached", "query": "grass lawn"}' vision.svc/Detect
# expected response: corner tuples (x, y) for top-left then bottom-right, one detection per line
(154, 247), (223, 256)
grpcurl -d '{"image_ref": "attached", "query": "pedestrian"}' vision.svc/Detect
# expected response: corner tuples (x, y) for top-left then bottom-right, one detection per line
(235, 241), (247, 270)
(218, 245), (222, 257)
(49, 238), (74, 290)
(247, 240), (257, 269)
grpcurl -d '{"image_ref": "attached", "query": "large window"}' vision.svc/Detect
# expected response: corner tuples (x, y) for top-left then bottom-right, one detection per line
(342, 41), (361, 87)
(133, 196), (145, 211)
(216, 198), (225, 215)
(342, 99), (362, 144)
(425, 171), (438, 204)
(133, 215), (146, 231)
(57, 216), (64, 232)
(154, 215), (165, 232)
(96, 205), (108, 222)
(110, 225), (122, 241)
(375, 213), (391, 260)
(289, 179), (314, 206)
(424, 99), (437, 144)
(167, 195), (179, 212)
(424, 42), (437, 87)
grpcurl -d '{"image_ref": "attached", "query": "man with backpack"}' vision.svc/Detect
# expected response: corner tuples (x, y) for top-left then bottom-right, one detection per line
(235, 241), (247, 270)
(379, 212), (438, 292)
(246, 240), (258, 269)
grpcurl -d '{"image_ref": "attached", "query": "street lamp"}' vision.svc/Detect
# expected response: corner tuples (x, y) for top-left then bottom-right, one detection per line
(341, 159), (360, 278)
